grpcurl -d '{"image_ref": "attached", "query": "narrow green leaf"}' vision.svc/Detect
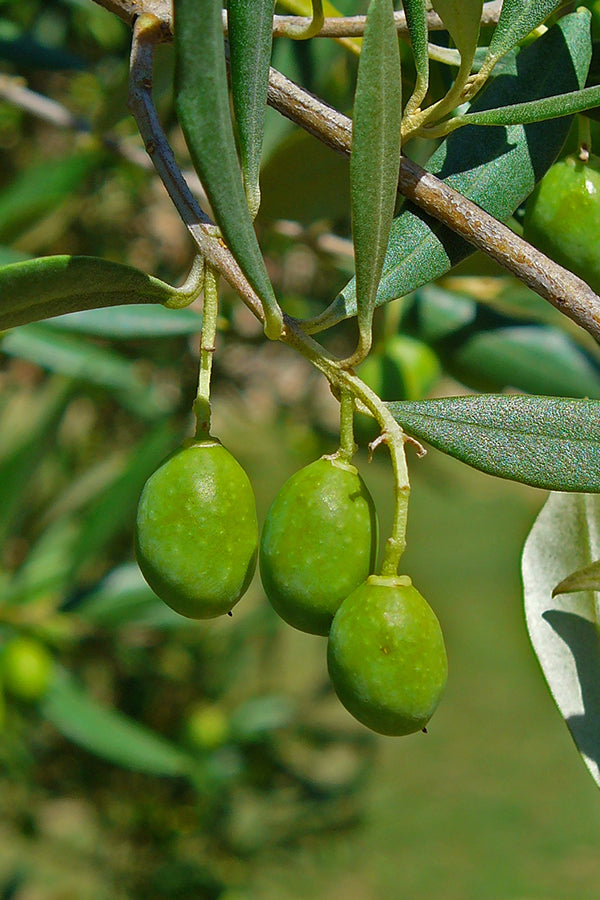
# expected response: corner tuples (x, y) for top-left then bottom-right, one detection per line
(349, 0), (402, 362)
(1, 324), (170, 419)
(454, 82), (600, 129)
(0, 256), (182, 331)
(0, 153), (97, 243)
(553, 559), (600, 597)
(68, 423), (176, 580)
(328, 11), (591, 328)
(174, 0), (283, 338)
(402, 0), (429, 114)
(44, 304), (202, 339)
(430, 0), (482, 67)
(484, 0), (564, 72)
(76, 564), (190, 628)
(522, 492), (600, 788)
(0, 378), (71, 545)
(387, 395), (600, 492)
(43, 672), (192, 776)
(228, 0), (274, 219)
(450, 326), (600, 399)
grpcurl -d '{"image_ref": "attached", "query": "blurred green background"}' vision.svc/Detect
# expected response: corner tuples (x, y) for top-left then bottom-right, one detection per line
(0, 1), (600, 898)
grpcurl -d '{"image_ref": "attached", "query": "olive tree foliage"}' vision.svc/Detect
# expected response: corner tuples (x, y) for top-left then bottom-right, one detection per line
(2, 0), (600, 784)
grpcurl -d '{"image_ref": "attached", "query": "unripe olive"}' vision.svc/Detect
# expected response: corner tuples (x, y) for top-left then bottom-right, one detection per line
(327, 575), (447, 736)
(259, 456), (378, 636)
(135, 439), (258, 619)
(523, 154), (600, 293)
(185, 702), (230, 751)
(2, 636), (54, 702)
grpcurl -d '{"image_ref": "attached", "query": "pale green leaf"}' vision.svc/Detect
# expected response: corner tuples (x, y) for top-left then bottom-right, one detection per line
(522, 492), (600, 788)
(452, 81), (600, 130)
(402, 0), (429, 114)
(430, 0), (482, 66)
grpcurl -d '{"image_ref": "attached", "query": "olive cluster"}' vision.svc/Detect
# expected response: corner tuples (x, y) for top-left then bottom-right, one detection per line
(135, 441), (447, 737)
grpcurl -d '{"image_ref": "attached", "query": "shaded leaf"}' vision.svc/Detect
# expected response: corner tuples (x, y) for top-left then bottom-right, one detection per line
(228, 0), (274, 218)
(328, 11), (591, 327)
(387, 394), (600, 491)
(76, 563), (190, 628)
(0, 256), (183, 331)
(43, 672), (192, 776)
(0, 153), (98, 243)
(174, 0), (282, 338)
(44, 304), (202, 339)
(553, 558), (600, 597)
(350, 0), (402, 362)
(522, 492), (600, 788)
(430, 0), (482, 68)
(2, 324), (171, 419)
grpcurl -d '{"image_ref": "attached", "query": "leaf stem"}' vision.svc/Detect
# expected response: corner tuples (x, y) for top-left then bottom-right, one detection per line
(193, 265), (219, 438)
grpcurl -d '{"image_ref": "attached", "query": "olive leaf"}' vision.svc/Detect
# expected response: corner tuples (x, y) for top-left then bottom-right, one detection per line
(429, 0), (482, 69)
(174, 0), (283, 339)
(483, 0), (564, 73)
(386, 395), (600, 492)
(402, 0), (429, 115)
(0, 255), (184, 330)
(553, 559), (600, 597)
(322, 10), (591, 330)
(43, 672), (194, 776)
(228, 0), (274, 219)
(522, 492), (600, 789)
(347, 0), (402, 365)
(442, 80), (600, 132)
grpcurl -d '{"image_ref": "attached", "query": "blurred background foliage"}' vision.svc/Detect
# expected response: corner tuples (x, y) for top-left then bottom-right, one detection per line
(0, 0), (600, 898)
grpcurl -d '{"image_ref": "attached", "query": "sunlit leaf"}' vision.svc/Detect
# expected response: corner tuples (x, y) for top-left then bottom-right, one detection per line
(387, 395), (600, 491)
(349, 0), (401, 363)
(402, 0), (429, 114)
(522, 492), (600, 788)
(484, 0), (564, 72)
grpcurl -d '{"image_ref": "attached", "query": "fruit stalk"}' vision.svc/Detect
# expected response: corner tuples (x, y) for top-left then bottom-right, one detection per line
(194, 264), (219, 437)
(338, 388), (357, 462)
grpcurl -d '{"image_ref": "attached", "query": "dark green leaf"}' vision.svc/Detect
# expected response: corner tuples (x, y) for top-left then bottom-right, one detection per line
(387, 394), (600, 491)
(484, 0), (564, 71)
(228, 0), (274, 218)
(43, 672), (192, 776)
(44, 304), (202, 339)
(402, 0), (429, 114)
(0, 153), (98, 243)
(329, 11), (591, 327)
(450, 326), (600, 398)
(174, 0), (282, 338)
(522, 492), (600, 788)
(553, 558), (600, 597)
(1, 324), (170, 419)
(350, 0), (402, 361)
(0, 256), (183, 331)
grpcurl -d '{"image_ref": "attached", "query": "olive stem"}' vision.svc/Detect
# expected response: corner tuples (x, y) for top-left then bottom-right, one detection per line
(337, 389), (357, 462)
(193, 264), (219, 438)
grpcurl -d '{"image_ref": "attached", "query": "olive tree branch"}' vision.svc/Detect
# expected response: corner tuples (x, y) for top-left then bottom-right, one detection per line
(91, 0), (504, 39)
(266, 67), (600, 344)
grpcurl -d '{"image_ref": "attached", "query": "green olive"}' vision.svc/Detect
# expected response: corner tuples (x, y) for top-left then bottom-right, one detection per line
(259, 456), (378, 636)
(523, 154), (600, 293)
(185, 702), (230, 750)
(1, 636), (54, 702)
(135, 439), (258, 619)
(327, 575), (447, 736)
